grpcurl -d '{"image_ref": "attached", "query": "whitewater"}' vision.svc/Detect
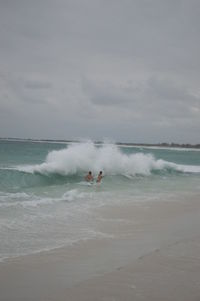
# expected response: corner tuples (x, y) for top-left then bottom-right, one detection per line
(7, 141), (200, 176)
(0, 140), (200, 261)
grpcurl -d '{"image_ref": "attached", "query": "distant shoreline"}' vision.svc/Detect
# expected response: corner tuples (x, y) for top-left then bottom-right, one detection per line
(0, 137), (200, 149)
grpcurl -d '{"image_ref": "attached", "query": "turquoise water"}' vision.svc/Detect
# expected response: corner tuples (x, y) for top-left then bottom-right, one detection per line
(0, 140), (200, 261)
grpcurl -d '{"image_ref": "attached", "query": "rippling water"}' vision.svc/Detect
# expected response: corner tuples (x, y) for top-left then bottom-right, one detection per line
(0, 140), (200, 261)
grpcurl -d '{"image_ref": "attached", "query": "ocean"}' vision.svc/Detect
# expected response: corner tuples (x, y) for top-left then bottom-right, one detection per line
(0, 140), (200, 262)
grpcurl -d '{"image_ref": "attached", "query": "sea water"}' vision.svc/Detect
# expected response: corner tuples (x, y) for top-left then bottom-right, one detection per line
(0, 140), (200, 261)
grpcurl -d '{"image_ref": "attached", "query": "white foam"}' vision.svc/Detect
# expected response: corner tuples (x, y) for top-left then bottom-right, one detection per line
(173, 163), (200, 173)
(14, 142), (200, 176)
(0, 187), (96, 208)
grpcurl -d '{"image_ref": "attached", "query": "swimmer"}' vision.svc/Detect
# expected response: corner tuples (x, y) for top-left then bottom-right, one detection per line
(96, 171), (103, 183)
(85, 171), (94, 182)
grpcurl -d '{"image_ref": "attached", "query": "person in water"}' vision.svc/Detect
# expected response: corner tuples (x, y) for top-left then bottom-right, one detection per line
(85, 171), (94, 182)
(96, 171), (103, 183)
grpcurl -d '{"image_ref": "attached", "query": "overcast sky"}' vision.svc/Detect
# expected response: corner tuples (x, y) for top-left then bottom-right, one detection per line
(0, 0), (200, 143)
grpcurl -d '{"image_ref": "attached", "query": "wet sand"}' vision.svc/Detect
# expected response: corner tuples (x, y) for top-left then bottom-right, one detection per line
(64, 238), (200, 301)
(0, 195), (200, 301)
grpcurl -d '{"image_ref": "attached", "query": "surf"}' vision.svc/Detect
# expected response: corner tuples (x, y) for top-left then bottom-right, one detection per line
(13, 142), (200, 177)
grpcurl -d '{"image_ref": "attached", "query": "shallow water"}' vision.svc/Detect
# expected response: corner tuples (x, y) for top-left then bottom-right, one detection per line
(0, 140), (200, 261)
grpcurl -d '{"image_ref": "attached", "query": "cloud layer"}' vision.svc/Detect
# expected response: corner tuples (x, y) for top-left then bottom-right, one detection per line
(0, 0), (200, 143)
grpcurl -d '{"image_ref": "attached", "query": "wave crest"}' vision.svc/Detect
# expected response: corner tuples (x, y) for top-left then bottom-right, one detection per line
(15, 142), (200, 176)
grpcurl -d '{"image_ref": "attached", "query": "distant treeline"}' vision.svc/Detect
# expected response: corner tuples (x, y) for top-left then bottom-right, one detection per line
(116, 142), (200, 149)
(0, 138), (200, 148)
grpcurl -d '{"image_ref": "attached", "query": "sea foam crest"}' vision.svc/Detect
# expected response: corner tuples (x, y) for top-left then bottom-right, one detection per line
(16, 142), (200, 176)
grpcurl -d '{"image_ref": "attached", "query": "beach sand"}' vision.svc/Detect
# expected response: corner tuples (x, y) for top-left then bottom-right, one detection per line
(0, 195), (200, 301)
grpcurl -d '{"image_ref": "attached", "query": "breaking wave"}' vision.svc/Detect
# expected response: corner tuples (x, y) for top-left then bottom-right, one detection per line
(12, 142), (200, 177)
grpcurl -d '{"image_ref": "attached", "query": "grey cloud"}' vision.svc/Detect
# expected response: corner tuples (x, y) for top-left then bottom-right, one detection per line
(145, 78), (196, 102)
(83, 76), (200, 115)
(24, 80), (52, 90)
(82, 78), (136, 106)
(143, 78), (200, 120)
(0, 73), (52, 106)
(0, 0), (200, 143)
(1, 0), (200, 71)
(81, 75), (200, 142)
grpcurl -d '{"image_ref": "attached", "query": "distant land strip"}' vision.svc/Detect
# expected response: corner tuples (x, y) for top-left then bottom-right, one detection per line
(0, 137), (200, 149)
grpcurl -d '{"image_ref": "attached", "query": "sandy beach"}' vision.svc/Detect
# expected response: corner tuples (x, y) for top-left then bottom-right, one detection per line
(1, 194), (200, 301)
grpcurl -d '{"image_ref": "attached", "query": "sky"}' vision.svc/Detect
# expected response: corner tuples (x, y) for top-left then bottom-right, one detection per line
(0, 0), (200, 143)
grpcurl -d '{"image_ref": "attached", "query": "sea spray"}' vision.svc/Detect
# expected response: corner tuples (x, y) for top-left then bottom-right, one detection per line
(14, 141), (200, 177)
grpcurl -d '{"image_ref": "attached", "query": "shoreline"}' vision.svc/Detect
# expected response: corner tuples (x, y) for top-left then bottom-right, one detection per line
(1, 195), (200, 300)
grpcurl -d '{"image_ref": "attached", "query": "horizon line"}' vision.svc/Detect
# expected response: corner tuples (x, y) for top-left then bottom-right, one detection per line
(0, 137), (200, 148)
